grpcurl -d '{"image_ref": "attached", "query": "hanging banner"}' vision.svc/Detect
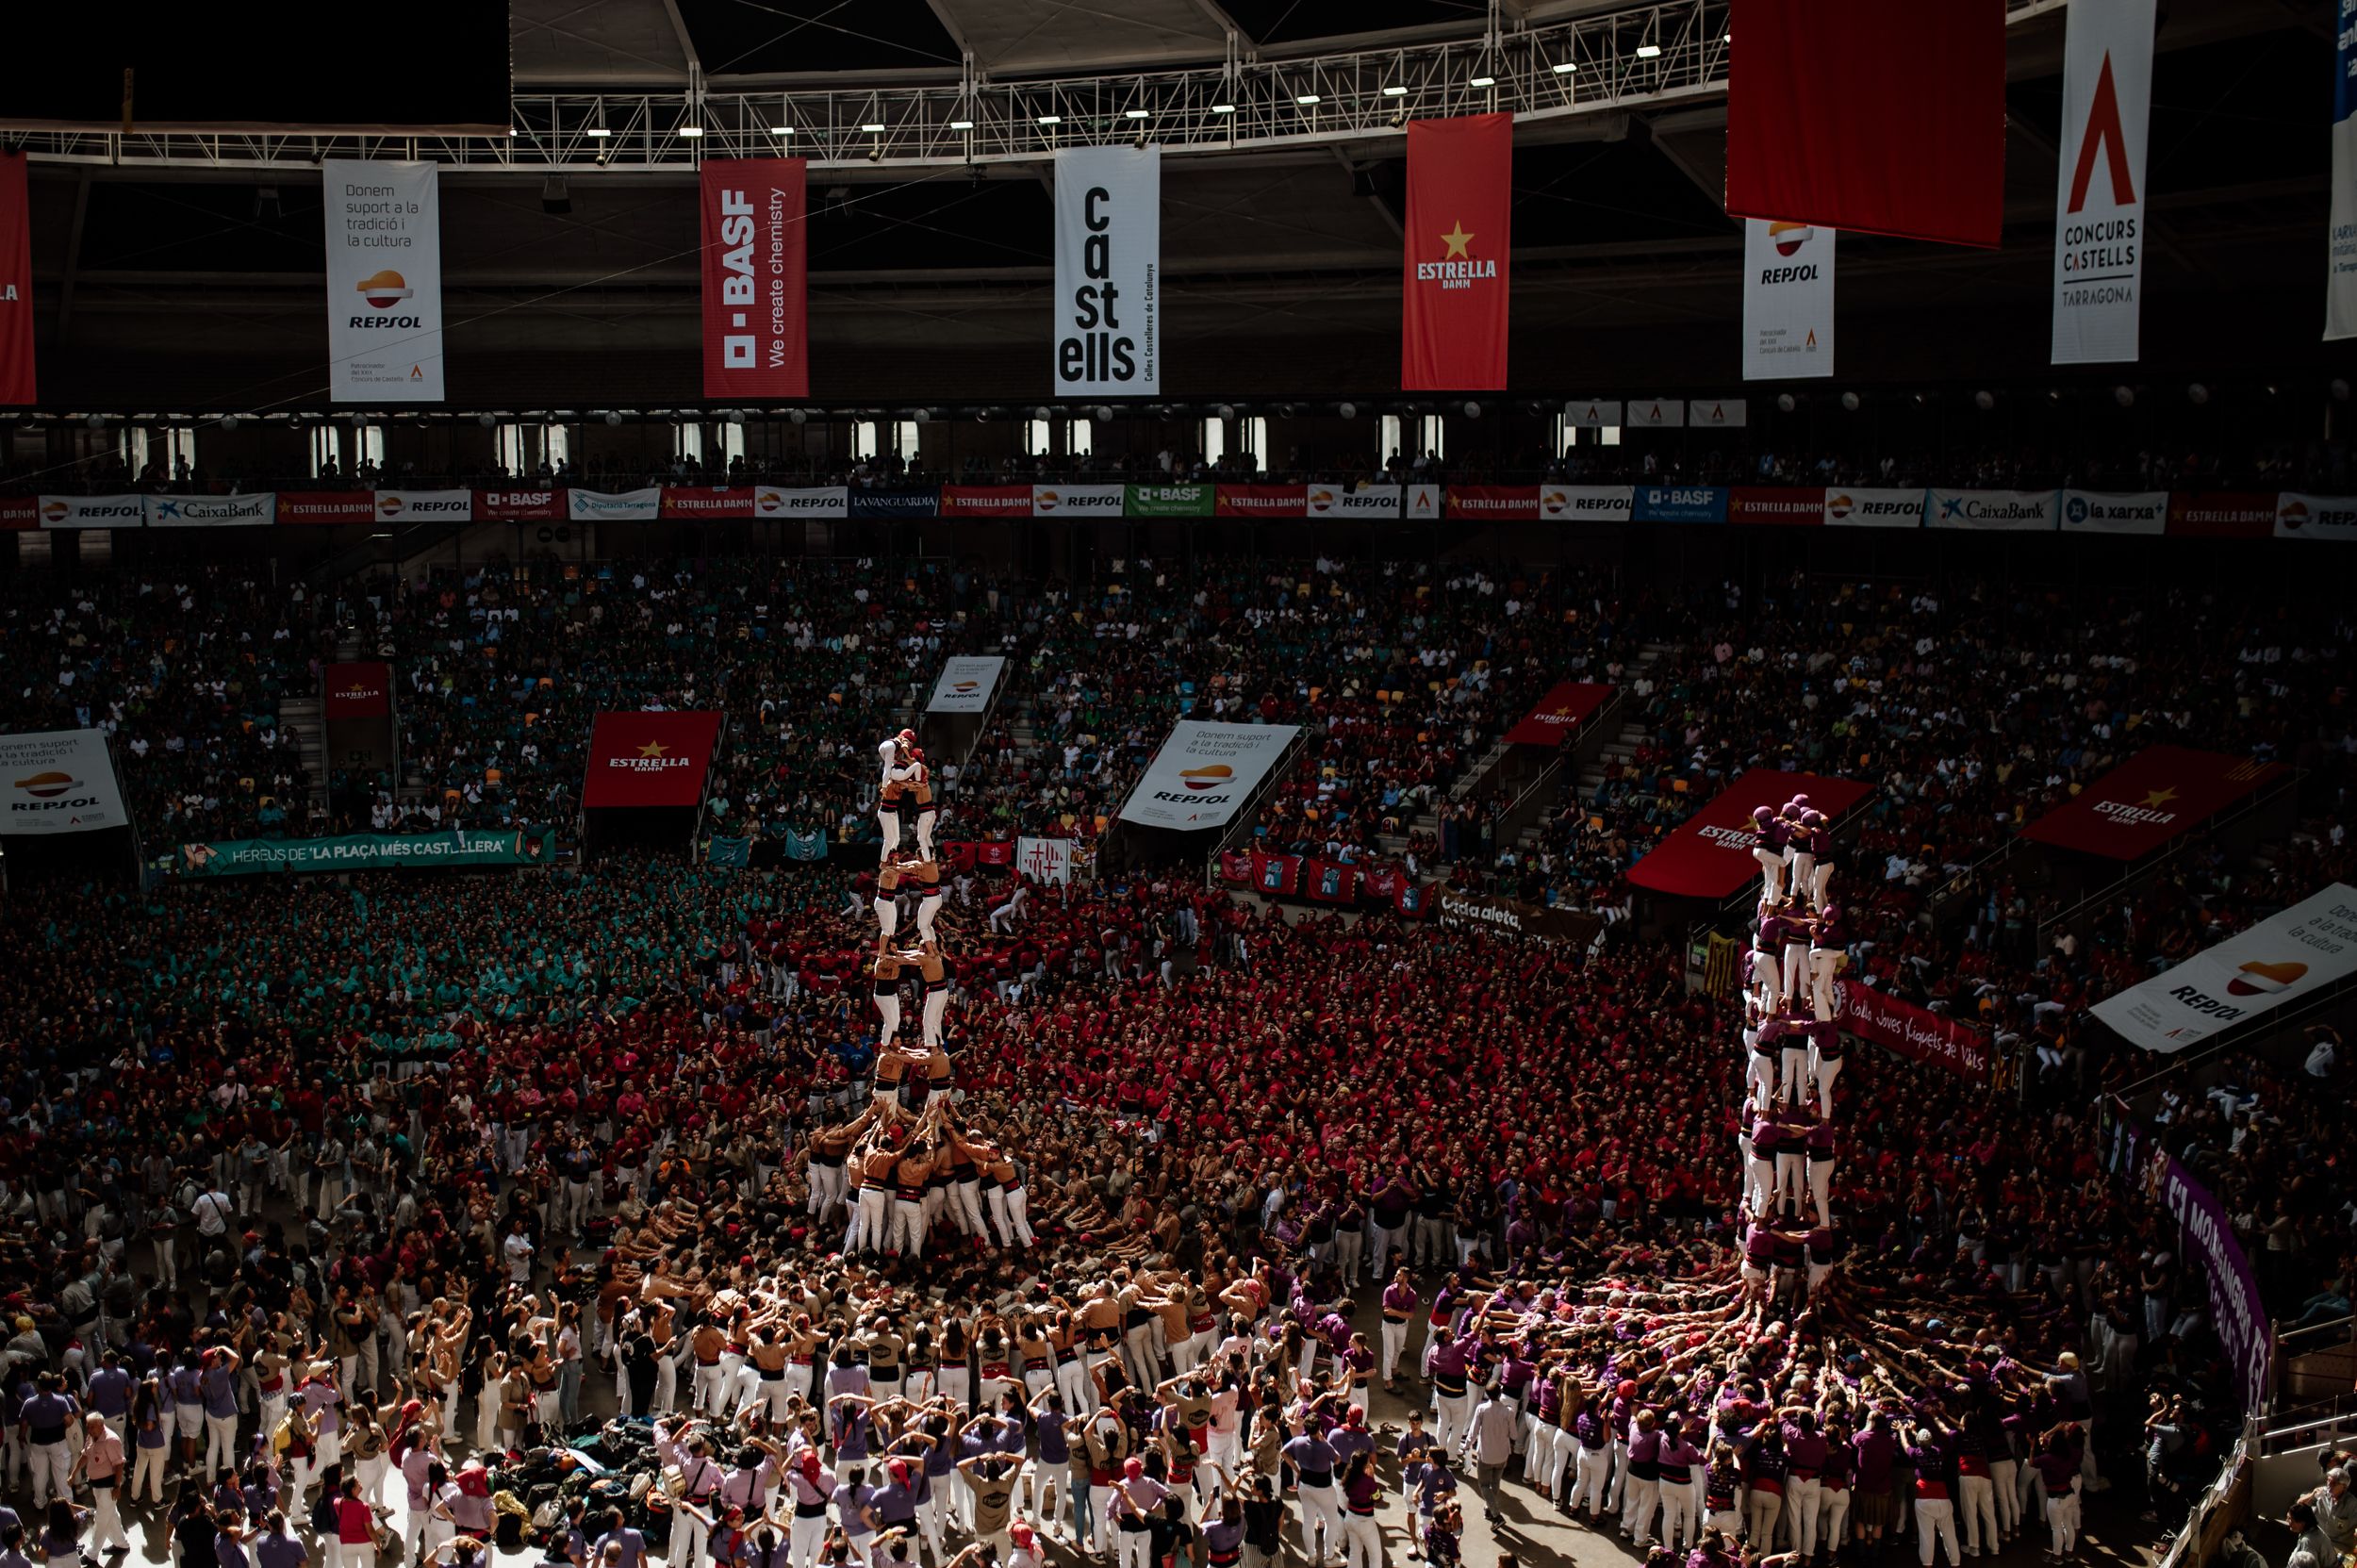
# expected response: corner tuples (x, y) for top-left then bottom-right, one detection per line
(2095, 882), (2357, 1054)
(1405, 483), (1442, 520)
(2052, 0), (2155, 364)
(1053, 145), (1160, 395)
(1565, 400), (1622, 428)
(1729, 487), (1823, 526)
(278, 492), (379, 525)
(1402, 113), (1512, 390)
(1015, 835), (1074, 886)
(178, 830), (552, 877)
(701, 157), (808, 399)
(1436, 889), (1603, 945)
(0, 728), (130, 836)
(1444, 485), (1538, 520)
(1928, 488), (2058, 531)
(1743, 219), (1837, 379)
(1689, 399), (1749, 428)
(926, 655), (1006, 715)
(144, 493), (275, 528)
(1253, 850), (1302, 899)
(1125, 483), (1212, 518)
(1214, 485), (1306, 519)
(372, 489), (470, 523)
(1396, 881), (1435, 918)
(323, 159), (444, 402)
(582, 711), (724, 809)
(661, 487), (755, 520)
(569, 487), (662, 521)
(1306, 485), (1402, 519)
(1503, 681), (1613, 747)
(1118, 720), (1302, 831)
(2166, 492), (2275, 538)
(2060, 489), (2167, 535)
(1627, 398), (1685, 428)
(322, 662), (393, 719)
(1823, 487), (1925, 528)
(940, 486), (1035, 517)
(2334, 8), (2357, 338)
(473, 488), (564, 521)
(1838, 982), (1992, 1082)
(1305, 858), (1360, 904)
(1032, 484), (1125, 518)
(2274, 492), (2357, 539)
(1634, 487), (1727, 523)
(39, 495), (142, 529)
(755, 486), (847, 519)
(2021, 745), (2286, 861)
(0, 153), (32, 404)
(1628, 768), (1872, 899)
(784, 828), (830, 862)
(1538, 485), (1633, 522)
(2151, 1152), (2274, 1412)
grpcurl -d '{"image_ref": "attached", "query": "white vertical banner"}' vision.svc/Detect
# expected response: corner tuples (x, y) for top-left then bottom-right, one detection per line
(1016, 836), (1074, 886)
(2051, 0), (2154, 364)
(324, 160), (445, 401)
(1741, 220), (1836, 379)
(2330, 13), (2357, 338)
(1053, 146), (1160, 396)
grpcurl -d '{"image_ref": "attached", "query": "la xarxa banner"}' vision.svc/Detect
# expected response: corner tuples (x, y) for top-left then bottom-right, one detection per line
(1634, 487), (1727, 524)
(1503, 681), (1613, 748)
(2151, 1151), (2274, 1411)
(1126, 484), (1212, 519)
(322, 661), (393, 719)
(1628, 767), (1872, 900)
(926, 655), (1006, 715)
(2274, 491), (2357, 539)
(1118, 720), (1302, 832)
(569, 487), (662, 521)
(323, 160), (444, 402)
(1539, 485), (1633, 522)
(373, 489), (470, 523)
(178, 829), (552, 877)
(701, 158), (807, 399)
(662, 487), (755, 520)
(1214, 486), (1305, 519)
(1838, 981), (1992, 1082)
(278, 492), (378, 526)
(1729, 487), (1824, 527)
(1445, 485), (1538, 520)
(1054, 145), (1159, 396)
(1929, 487), (2057, 531)
(2061, 489), (2167, 536)
(473, 488), (564, 521)
(2021, 744), (2286, 861)
(2096, 882), (2357, 1054)
(940, 487), (1035, 517)
(1743, 219), (1837, 379)
(2052, 0), (2153, 363)
(756, 486), (847, 519)
(1015, 836), (1074, 886)
(1306, 485), (1401, 518)
(144, 493), (274, 528)
(1033, 484), (1124, 517)
(2333, 7), (2357, 339)
(0, 153), (32, 404)
(1823, 487), (1925, 528)
(582, 711), (724, 809)
(1403, 112), (1511, 390)
(39, 495), (141, 529)
(0, 728), (130, 836)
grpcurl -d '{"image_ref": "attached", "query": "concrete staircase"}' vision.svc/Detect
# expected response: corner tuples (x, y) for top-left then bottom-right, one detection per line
(1506, 637), (1674, 859)
(277, 695), (331, 831)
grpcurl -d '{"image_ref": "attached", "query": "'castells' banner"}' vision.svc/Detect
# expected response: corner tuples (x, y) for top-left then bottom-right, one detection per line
(701, 158), (809, 399)
(1742, 219), (1836, 380)
(2095, 882), (2357, 1053)
(2051, 0), (2153, 364)
(177, 829), (552, 877)
(2331, 4), (2357, 339)
(323, 160), (444, 402)
(1054, 146), (1159, 396)
(1118, 720), (1302, 832)
(1402, 113), (1512, 390)
(0, 727), (130, 836)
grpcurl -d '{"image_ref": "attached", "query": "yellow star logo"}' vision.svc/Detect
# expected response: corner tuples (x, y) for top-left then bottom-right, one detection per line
(2139, 786), (2179, 807)
(1440, 221), (1475, 259)
(636, 741), (670, 759)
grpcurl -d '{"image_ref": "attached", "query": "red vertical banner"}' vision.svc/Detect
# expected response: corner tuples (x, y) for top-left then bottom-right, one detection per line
(701, 158), (807, 399)
(1402, 114), (1512, 390)
(0, 154), (32, 405)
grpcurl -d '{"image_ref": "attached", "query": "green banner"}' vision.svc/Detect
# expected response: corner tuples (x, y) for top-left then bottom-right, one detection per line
(1125, 483), (1213, 518)
(175, 830), (552, 877)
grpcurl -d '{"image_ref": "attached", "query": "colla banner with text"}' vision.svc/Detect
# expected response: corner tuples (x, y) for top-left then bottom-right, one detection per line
(701, 158), (808, 399)
(323, 160), (444, 402)
(1402, 114), (1512, 390)
(1054, 146), (1160, 395)
(2051, 0), (2154, 364)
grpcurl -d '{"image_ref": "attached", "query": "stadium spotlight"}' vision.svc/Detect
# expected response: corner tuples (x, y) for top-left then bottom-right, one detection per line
(1550, 61), (1576, 75)
(217, 414), (240, 431)
(2186, 383), (2209, 405)
(1973, 390), (1995, 411)
(1337, 402), (1358, 420)
(788, 408), (809, 425)
(724, 408), (746, 424)
(1034, 406), (1053, 421)
(1093, 405), (1114, 421)
(1461, 401), (1481, 419)
(2113, 385), (2134, 407)
(1838, 391), (1860, 412)
(1775, 392), (1797, 413)
(867, 141), (883, 163)
(1469, 74), (1496, 89)
(1382, 84), (1409, 96)
(1216, 404), (1235, 421)
(603, 411), (624, 426)
(85, 413), (107, 429)
(477, 412), (498, 429)
(1277, 403), (1298, 418)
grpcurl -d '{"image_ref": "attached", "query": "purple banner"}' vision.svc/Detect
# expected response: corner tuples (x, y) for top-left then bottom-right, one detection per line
(2150, 1151), (2272, 1411)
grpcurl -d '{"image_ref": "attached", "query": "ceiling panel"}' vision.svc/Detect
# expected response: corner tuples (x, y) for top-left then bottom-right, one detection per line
(675, 0), (962, 74)
(933, 0), (1228, 74)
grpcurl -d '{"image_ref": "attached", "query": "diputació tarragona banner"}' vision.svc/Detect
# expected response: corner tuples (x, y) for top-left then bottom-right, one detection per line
(177, 830), (551, 876)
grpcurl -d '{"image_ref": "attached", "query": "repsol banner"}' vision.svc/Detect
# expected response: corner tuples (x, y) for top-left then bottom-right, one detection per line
(1742, 218), (1836, 380)
(755, 486), (847, 519)
(2093, 882), (2357, 1052)
(1033, 484), (1124, 518)
(1538, 485), (1632, 522)
(1306, 485), (1402, 519)
(323, 159), (444, 402)
(1822, 487), (1926, 528)
(0, 728), (131, 836)
(1117, 720), (1300, 831)
(39, 495), (141, 529)
(177, 829), (552, 877)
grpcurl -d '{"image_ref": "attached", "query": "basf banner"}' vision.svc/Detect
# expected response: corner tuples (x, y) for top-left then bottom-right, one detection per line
(701, 158), (809, 399)
(2060, 489), (2167, 535)
(1627, 768), (1872, 900)
(1742, 219), (1836, 379)
(1402, 113), (1511, 390)
(1118, 720), (1302, 832)
(2052, 0), (2155, 364)
(2274, 492), (2357, 539)
(2332, 7), (2357, 338)
(0, 728), (130, 836)
(323, 160), (444, 402)
(39, 495), (142, 529)
(1822, 487), (1925, 528)
(582, 711), (723, 810)
(2021, 744), (2286, 861)
(474, 488), (564, 521)
(569, 487), (662, 521)
(2094, 883), (2357, 1053)
(1928, 488), (2058, 530)
(144, 494), (274, 528)
(1054, 146), (1160, 396)
(926, 655), (1006, 715)
(0, 153), (32, 405)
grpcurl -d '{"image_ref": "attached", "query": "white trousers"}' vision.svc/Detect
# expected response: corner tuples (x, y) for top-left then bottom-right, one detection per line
(1914, 1496), (1960, 1566)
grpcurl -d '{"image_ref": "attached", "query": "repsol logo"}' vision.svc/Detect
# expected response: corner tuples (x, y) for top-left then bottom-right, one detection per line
(11, 797), (101, 812)
(348, 316), (426, 329)
(2167, 984), (2247, 1021)
(1758, 265), (1820, 284)
(1151, 789), (1232, 805)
